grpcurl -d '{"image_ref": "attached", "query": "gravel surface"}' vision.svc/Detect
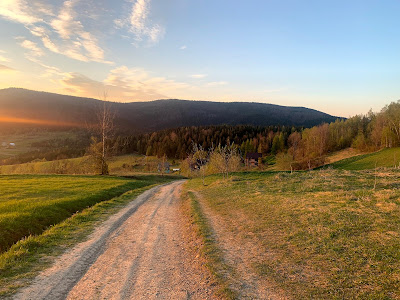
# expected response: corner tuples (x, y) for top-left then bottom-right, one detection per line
(15, 181), (216, 300)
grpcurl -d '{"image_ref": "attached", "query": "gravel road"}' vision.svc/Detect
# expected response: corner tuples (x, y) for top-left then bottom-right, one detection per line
(15, 181), (216, 300)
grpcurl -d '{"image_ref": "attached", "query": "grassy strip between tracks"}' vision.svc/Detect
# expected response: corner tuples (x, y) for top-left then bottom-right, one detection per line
(187, 190), (238, 299)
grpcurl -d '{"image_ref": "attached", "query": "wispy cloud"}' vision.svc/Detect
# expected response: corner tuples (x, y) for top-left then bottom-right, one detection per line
(0, 64), (16, 73)
(20, 39), (44, 57)
(0, 0), (111, 64)
(207, 81), (228, 87)
(116, 0), (165, 46)
(180, 45), (187, 50)
(44, 0), (109, 63)
(61, 65), (190, 101)
(0, 50), (10, 62)
(0, 0), (42, 24)
(190, 74), (208, 79)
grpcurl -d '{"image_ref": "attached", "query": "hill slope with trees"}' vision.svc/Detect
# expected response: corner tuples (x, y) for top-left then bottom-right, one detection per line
(0, 88), (340, 132)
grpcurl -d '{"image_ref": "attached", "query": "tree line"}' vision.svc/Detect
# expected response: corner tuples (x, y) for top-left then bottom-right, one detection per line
(112, 101), (400, 170)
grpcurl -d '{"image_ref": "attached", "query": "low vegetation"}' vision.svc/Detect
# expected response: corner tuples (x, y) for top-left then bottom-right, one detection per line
(186, 170), (400, 299)
(0, 174), (172, 253)
(0, 130), (88, 164)
(328, 147), (400, 170)
(184, 191), (237, 299)
(0, 154), (180, 175)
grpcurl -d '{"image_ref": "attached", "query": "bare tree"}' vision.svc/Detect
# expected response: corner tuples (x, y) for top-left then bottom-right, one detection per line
(87, 93), (115, 175)
(192, 143), (208, 185)
(209, 143), (241, 179)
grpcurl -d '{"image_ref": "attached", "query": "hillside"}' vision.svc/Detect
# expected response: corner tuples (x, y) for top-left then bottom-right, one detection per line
(0, 88), (341, 132)
(328, 147), (400, 170)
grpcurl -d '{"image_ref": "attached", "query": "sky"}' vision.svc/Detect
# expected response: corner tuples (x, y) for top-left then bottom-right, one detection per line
(0, 0), (400, 117)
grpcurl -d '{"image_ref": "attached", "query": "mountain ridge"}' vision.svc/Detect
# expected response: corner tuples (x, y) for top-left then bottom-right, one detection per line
(0, 88), (343, 132)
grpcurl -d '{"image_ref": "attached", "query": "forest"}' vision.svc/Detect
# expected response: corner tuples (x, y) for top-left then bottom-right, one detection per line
(115, 101), (400, 169)
(2, 101), (400, 171)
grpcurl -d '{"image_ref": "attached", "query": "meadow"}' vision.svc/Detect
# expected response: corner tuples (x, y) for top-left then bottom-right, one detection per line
(186, 169), (400, 299)
(0, 174), (170, 253)
(328, 147), (400, 170)
(0, 130), (78, 160)
(0, 154), (180, 175)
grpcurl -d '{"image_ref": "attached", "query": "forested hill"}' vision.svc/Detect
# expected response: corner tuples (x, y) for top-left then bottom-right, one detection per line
(0, 88), (341, 132)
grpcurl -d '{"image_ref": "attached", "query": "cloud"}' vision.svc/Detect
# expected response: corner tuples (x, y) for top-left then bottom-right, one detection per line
(43, 0), (109, 63)
(190, 74), (208, 79)
(1, 0), (111, 64)
(116, 0), (165, 46)
(0, 64), (16, 72)
(20, 40), (44, 57)
(0, 0), (42, 24)
(60, 66), (191, 101)
(180, 45), (187, 50)
(207, 81), (228, 87)
(0, 50), (10, 62)
(50, 0), (78, 39)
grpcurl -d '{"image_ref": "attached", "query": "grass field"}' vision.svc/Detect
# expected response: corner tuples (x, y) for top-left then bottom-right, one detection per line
(0, 154), (181, 175)
(186, 170), (400, 299)
(0, 174), (172, 253)
(328, 147), (400, 170)
(0, 130), (77, 160)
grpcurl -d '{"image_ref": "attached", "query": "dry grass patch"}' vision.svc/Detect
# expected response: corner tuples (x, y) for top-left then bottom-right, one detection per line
(186, 170), (400, 299)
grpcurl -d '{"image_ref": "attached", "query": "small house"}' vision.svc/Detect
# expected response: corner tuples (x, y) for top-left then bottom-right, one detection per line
(245, 153), (262, 167)
(158, 161), (170, 173)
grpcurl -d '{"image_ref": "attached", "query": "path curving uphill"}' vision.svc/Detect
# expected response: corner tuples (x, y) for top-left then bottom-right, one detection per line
(15, 181), (216, 300)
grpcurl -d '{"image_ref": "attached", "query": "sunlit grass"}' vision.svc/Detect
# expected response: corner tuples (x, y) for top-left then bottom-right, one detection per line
(329, 147), (400, 170)
(0, 174), (168, 252)
(186, 169), (400, 299)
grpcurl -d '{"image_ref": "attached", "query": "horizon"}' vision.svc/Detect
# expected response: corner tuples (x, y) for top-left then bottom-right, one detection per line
(1, 1), (400, 117)
(0, 87), (349, 118)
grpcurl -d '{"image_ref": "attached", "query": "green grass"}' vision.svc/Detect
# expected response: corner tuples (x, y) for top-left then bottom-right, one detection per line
(186, 170), (400, 299)
(186, 191), (237, 299)
(0, 131), (77, 160)
(0, 174), (175, 296)
(328, 147), (400, 170)
(0, 154), (181, 175)
(0, 174), (174, 253)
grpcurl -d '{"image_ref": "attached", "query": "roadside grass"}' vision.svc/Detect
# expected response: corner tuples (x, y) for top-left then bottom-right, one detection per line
(0, 175), (155, 253)
(328, 147), (400, 170)
(0, 174), (175, 297)
(186, 169), (400, 299)
(185, 191), (238, 299)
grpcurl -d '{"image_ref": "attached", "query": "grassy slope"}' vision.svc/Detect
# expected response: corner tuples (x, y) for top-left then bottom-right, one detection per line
(0, 174), (171, 253)
(186, 170), (400, 299)
(0, 131), (77, 160)
(0, 154), (180, 175)
(0, 174), (175, 296)
(328, 147), (400, 170)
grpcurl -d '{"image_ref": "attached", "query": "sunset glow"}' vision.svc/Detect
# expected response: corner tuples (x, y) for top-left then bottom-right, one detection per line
(0, 116), (81, 127)
(0, 1), (400, 116)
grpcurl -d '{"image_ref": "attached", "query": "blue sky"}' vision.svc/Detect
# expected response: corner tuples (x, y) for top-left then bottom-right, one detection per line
(0, 0), (399, 117)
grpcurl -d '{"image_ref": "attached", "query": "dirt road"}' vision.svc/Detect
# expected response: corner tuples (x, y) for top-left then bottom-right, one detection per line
(15, 181), (216, 300)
